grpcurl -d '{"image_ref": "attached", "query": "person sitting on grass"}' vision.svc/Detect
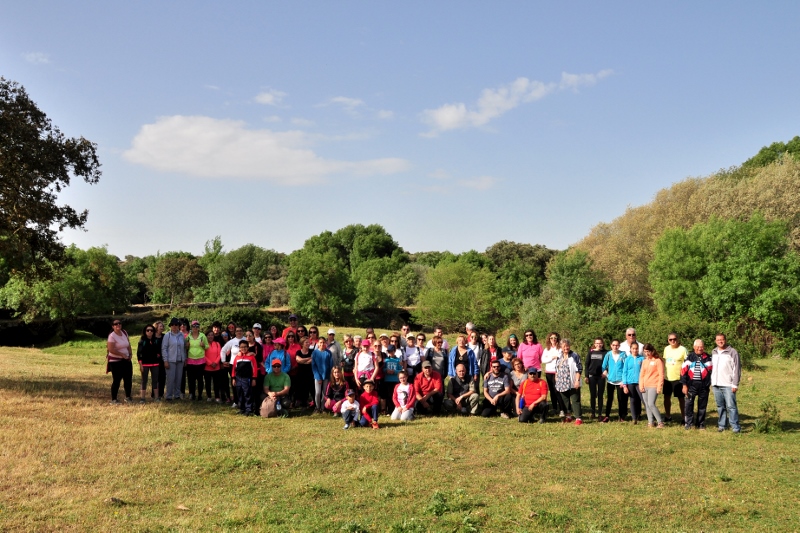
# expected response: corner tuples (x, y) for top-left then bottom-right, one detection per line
(264, 357), (292, 417)
(391, 370), (416, 422)
(341, 389), (360, 430)
(231, 340), (257, 416)
(517, 367), (549, 423)
(358, 380), (380, 429)
(413, 361), (443, 415)
(481, 360), (514, 418)
(443, 363), (479, 415)
(325, 366), (348, 416)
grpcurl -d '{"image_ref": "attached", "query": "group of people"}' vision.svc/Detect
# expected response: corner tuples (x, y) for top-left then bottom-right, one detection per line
(105, 316), (742, 432)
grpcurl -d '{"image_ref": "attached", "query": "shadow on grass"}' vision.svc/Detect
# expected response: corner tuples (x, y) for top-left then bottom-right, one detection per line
(0, 376), (106, 398)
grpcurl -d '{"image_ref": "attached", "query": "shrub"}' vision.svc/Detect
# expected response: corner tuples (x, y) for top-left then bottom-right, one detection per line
(753, 400), (782, 433)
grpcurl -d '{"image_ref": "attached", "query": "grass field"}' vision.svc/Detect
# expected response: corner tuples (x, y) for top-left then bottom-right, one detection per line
(1, 332), (799, 532)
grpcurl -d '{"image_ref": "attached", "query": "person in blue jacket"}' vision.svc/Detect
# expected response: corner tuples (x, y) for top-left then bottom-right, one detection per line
(270, 338), (291, 375)
(448, 335), (479, 382)
(601, 339), (627, 422)
(621, 342), (645, 423)
(312, 338), (333, 414)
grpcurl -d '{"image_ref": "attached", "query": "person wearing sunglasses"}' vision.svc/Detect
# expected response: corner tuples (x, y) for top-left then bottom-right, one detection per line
(136, 325), (160, 403)
(662, 333), (687, 423)
(161, 318), (186, 402)
(186, 321), (209, 401)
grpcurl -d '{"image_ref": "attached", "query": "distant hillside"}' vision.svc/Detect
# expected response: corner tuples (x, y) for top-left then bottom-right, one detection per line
(575, 140), (800, 304)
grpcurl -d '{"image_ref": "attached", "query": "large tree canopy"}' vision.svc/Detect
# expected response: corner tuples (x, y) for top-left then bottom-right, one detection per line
(0, 78), (101, 277)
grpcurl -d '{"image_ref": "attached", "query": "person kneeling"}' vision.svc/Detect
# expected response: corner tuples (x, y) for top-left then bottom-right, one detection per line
(261, 358), (291, 418)
(413, 361), (443, 415)
(443, 363), (479, 415)
(358, 380), (380, 429)
(481, 361), (514, 418)
(517, 367), (548, 423)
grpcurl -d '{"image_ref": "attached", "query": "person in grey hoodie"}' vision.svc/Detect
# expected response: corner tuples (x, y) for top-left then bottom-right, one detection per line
(161, 318), (186, 401)
(711, 333), (741, 433)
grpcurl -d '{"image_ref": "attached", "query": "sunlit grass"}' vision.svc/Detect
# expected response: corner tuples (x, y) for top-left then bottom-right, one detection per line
(1, 333), (798, 532)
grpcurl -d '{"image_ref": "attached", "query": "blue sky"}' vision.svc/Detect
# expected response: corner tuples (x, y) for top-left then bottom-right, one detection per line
(3, 2), (800, 258)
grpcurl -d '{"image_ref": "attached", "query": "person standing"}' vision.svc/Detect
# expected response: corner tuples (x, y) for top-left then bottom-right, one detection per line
(107, 320), (133, 404)
(601, 339), (627, 422)
(312, 339), (333, 414)
(711, 333), (741, 433)
(622, 342), (644, 424)
(152, 321), (166, 400)
(518, 329), (543, 376)
(680, 339), (713, 430)
(326, 329), (342, 369)
(662, 333), (687, 423)
(161, 318), (186, 401)
(620, 328), (644, 354)
(555, 339), (583, 425)
(541, 332), (566, 418)
(425, 326), (450, 351)
(185, 321), (208, 401)
(639, 343), (664, 428)
(583, 337), (606, 419)
(136, 325), (160, 403)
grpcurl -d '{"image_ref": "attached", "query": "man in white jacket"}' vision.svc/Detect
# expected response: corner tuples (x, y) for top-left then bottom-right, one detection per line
(711, 333), (741, 433)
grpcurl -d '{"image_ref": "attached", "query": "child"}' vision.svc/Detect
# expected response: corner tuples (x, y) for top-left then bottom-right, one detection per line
(639, 343), (665, 428)
(355, 339), (376, 390)
(358, 380), (380, 429)
(622, 342), (645, 424)
(391, 371), (416, 422)
(340, 389), (360, 429)
(312, 339), (333, 414)
(325, 367), (348, 416)
(231, 340), (257, 416)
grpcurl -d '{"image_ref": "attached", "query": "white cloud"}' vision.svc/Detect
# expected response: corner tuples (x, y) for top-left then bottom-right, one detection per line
(329, 96), (365, 111)
(459, 175), (498, 190)
(204, 84), (220, 91)
(22, 52), (50, 64)
(263, 115), (282, 123)
(291, 117), (315, 127)
(376, 109), (394, 120)
(254, 89), (286, 106)
(421, 69), (613, 136)
(428, 169), (451, 180)
(123, 115), (410, 185)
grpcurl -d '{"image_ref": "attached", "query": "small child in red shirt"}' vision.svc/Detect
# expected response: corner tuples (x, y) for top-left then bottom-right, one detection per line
(358, 380), (380, 429)
(231, 340), (257, 416)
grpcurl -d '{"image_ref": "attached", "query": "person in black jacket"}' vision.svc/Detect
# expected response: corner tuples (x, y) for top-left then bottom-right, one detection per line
(583, 337), (606, 419)
(137, 325), (162, 403)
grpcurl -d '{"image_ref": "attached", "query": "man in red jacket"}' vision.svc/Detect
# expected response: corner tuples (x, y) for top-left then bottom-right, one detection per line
(414, 361), (443, 415)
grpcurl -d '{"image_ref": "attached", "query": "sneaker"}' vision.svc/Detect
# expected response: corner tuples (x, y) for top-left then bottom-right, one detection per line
(732, 428), (741, 434)
(718, 427), (725, 432)
(656, 423), (664, 429)
(601, 416), (610, 423)
(343, 423), (350, 430)
(500, 413), (510, 419)
(156, 397), (163, 403)
(538, 419), (545, 424)
(647, 423), (654, 428)
(109, 399), (120, 405)
(139, 399), (146, 404)
(331, 411), (338, 417)
(575, 418), (583, 426)
(232, 403), (239, 409)
(618, 417), (625, 423)
(206, 397), (214, 402)
(215, 399), (222, 404)
(124, 397), (133, 403)
(564, 416), (574, 423)
(559, 410), (565, 418)
(699, 425), (706, 431)
(685, 424), (691, 430)
(371, 421), (379, 429)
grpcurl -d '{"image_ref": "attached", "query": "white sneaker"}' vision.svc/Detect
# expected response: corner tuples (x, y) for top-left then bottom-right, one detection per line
(559, 410), (565, 418)
(500, 412), (510, 419)
(343, 423), (350, 430)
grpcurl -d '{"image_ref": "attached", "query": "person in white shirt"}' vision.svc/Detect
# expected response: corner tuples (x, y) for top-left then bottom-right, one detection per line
(619, 327), (644, 354)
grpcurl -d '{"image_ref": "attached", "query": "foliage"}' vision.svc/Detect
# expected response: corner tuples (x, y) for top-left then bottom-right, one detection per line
(753, 400), (782, 434)
(413, 259), (501, 332)
(742, 135), (800, 169)
(205, 244), (286, 304)
(287, 246), (354, 323)
(152, 256), (207, 307)
(650, 215), (800, 334)
(0, 246), (131, 332)
(0, 77), (101, 278)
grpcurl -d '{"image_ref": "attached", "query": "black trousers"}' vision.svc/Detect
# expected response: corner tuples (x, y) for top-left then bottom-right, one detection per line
(605, 383), (628, 419)
(546, 373), (567, 413)
(152, 357), (166, 398)
(110, 360), (132, 400)
(480, 395), (513, 417)
(186, 364), (205, 398)
(415, 393), (443, 415)
(684, 384), (710, 428)
(587, 375), (605, 415)
(519, 402), (548, 423)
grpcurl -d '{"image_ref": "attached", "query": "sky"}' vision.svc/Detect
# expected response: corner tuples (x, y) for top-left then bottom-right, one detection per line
(3, 1), (800, 259)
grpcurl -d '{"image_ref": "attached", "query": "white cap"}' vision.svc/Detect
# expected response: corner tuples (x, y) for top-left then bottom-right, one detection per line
(327, 328), (336, 335)
(253, 323), (262, 329)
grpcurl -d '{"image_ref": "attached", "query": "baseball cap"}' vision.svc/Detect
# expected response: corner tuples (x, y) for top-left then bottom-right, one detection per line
(422, 361), (432, 368)
(253, 323), (262, 329)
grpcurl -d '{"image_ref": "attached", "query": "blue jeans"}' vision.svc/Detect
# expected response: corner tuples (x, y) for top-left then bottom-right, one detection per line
(712, 386), (740, 432)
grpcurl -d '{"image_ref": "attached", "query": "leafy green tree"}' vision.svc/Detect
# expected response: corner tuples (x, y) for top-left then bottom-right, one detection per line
(411, 251), (456, 268)
(206, 244), (286, 304)
(650, 215), (800, 333)
(485, 241), (556, 319)
(742, 136), (800, 169)
(0, 78), (101, 278)
(152, 256), (207, 307)
(0, 246), (131, 335)
(412, 261), (500, 332)
(287, 247), (354, 323)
